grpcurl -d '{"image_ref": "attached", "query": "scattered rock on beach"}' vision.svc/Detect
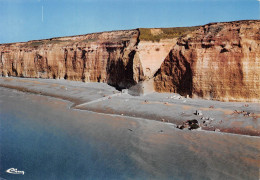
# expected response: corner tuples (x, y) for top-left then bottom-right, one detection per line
(201, 116), (214, 121)
(177, 119), (200, 130)
(243, 112), (251, 116)
(233, 110), (253, 116)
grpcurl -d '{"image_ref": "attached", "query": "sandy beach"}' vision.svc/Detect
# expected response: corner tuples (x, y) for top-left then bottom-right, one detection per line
(0, 86), (259, 180)
(0, 76), (259, 137)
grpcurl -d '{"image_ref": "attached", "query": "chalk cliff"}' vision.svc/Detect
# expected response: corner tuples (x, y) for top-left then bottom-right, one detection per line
(0, 20), (259, 102)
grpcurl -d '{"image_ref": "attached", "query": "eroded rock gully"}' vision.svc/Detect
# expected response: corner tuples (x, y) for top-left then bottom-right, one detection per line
(0, 20), (259, 102)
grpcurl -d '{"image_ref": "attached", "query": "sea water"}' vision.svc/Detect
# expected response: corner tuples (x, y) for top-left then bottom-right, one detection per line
(0, 87), (259, 180)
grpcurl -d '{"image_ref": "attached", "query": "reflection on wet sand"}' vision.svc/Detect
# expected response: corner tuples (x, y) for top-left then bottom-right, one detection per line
(0, 87), (259, 180)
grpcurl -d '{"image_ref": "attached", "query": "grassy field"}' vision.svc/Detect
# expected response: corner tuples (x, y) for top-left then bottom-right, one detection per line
(26, 39), (74, 48)
(139, 26), (199, 42)
(21, 26), (199, 47)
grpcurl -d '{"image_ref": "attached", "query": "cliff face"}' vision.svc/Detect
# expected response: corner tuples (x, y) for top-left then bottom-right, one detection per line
(0, 29), (176, 89)
(0, 30), (143, 89)
(154, 20), (260, 102)
(0, 20), (259, 102)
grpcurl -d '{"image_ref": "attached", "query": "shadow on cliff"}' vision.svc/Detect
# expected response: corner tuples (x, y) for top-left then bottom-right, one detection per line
(106, 50), (137, 90)
(154, 49), (193, 97)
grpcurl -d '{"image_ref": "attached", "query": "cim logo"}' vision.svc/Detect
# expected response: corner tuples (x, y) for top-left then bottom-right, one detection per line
(6, 168), (25, 175)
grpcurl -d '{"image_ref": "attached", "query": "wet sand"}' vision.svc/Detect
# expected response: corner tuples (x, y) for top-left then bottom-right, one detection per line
(0, 77), (259, 136)
(0, 87), (259, 180)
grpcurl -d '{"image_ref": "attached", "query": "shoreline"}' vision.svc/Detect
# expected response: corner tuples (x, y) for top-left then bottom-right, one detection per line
(1, 85), (259, 180)
(73, 104), (260, 139)
(0, 77), (259, 137)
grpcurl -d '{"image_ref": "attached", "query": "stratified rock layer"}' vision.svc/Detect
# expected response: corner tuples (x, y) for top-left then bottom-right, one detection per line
(154, 20), (260, 102)
(0, 30), (143, 89)
(0, 20), (259, 102)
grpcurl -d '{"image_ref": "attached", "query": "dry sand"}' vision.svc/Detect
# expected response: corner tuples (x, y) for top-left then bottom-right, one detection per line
(0, 77), (259, 136)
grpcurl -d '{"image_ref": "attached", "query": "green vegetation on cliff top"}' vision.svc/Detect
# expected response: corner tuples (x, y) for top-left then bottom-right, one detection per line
(139, 26), (199, 42)
(20, 26), (199, 47)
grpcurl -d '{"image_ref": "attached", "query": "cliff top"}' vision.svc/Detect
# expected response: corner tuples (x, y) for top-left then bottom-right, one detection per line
(0, 20), (259, 46)
(138, 26), (199, 42)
